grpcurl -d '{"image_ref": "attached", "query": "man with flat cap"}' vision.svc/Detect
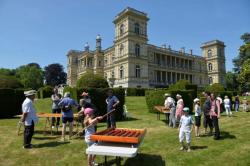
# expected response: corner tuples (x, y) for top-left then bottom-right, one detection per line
(21, 90), (38, 149)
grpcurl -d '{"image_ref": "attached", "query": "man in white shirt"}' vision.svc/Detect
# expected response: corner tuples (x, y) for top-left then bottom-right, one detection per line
(164, 93), (176, 128)
(21, 90), (38, 149)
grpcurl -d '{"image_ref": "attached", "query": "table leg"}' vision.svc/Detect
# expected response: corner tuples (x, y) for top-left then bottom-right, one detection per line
(105, 156), (107, 166)
(116, 157), (121, 166)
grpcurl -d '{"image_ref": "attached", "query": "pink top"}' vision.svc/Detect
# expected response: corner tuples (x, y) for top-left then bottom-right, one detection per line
(176, 99), (184, 119)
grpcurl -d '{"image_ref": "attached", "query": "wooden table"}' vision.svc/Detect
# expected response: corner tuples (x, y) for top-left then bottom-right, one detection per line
(154, 106), (170, 122)
(16, 113), (81, 136)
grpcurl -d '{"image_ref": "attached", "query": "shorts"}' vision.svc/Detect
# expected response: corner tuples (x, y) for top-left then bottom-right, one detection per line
(62, 117), (73, 123)
(195, 116), (201, 127)
(179, 130), (191, 143)
(85, 139), (95, 147)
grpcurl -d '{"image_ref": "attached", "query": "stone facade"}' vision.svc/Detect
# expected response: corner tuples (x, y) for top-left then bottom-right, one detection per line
(66, 7), (226, 88)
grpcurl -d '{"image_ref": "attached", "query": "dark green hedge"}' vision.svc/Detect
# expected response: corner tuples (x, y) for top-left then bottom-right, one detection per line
(63, 87), (125, 121)
(38, 86), (53, 99)
(0, 88), (25, 118)
(145, 89), (196, 113)
(126, 88), (146, 96)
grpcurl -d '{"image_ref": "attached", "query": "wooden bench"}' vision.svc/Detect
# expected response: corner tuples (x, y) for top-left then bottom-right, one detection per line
(154, 106), (170, 122)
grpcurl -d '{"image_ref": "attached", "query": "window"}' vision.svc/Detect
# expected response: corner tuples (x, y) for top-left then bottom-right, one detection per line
(119, 44), (124, 56)
(104, 57), (108, 65)
(104, 72), (107, 79)
(120, 24), (124, 36)
(135, 44), (140, 57)
(111, 70), (115, 78)
(208, 63), (213, 71)
(135, 65), (141, 78)
(134, 23), (140, 35)
(207, 49), (212, 57)
(112, 54), (115, 62)
(119, 66), (124, 79)
(209, 77), (213, 84)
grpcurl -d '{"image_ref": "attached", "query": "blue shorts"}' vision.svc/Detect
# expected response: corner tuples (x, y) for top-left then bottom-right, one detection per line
(62, 117), (73, 123)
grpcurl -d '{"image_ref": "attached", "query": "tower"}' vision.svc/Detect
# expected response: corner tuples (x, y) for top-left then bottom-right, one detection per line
(93, 34), (104, 74)
(112, 7), (149, 88)
(201, 40), (226, 85)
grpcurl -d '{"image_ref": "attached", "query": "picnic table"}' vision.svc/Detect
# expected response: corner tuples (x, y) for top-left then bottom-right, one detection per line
(16, 113), (81, 136)
(154, 106), (170, 122)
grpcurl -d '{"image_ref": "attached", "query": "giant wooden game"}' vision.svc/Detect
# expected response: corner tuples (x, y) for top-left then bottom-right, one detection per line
(90, 128), (146, 144)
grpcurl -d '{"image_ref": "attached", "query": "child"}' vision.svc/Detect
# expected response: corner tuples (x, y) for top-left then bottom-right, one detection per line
(194, 98), (201, 137)
(224, 96), (232, 117)
(84, 108), (102, 166)
(242, 97), (248, 112)
(178, 107), (194, 152)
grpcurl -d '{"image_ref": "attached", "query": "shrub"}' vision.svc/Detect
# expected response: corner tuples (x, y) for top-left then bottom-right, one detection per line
(64, 87), (125, 121)
(169, 80), (190, 90)
(205, 83), (225, 92)
(0, 88), (25, 118)
(76, 72), (109, 88)
(126, 88), (146, 96)
(38, 85), (54, 99)
(0, 74), (23, 89)
(145, 89), (196, 113)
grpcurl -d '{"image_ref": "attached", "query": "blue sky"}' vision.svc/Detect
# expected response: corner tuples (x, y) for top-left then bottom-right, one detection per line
(0, 0), (249, 71)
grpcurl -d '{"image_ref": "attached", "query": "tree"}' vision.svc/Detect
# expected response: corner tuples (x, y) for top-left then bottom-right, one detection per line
(225, 71), (238, 90)
(237, 59), (250, 92)
(233, 33), (250, 72)
(168, 80), (190, 90)
(0, 74), (23, 89)
(0, 68), (16, 76)
(76, 72), (109, 88)
(44, 63), (67, 86)
(205, 83), (225, 92)
(16, 64), (43, 90)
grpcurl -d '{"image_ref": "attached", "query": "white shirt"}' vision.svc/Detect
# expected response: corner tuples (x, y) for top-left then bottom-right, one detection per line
(179, 115), (193, 132)
(164, 97), (175, 108)
(224, 98), (230, 107)
(194, 104), (202, 116)
(22, 97), (38, 126)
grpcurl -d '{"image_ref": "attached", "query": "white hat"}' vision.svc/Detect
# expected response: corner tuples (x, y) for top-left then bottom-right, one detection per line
(24, 90), (36, 96)
(164, 93), (170, 97)
(183, 107), (189, 112)
(176, 94), (182, 98)
(216, 97), (222, 103)
(193, 98), (200, 103)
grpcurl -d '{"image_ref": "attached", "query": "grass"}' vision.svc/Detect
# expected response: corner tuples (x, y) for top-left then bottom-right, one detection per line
(0, 96), (250, 166)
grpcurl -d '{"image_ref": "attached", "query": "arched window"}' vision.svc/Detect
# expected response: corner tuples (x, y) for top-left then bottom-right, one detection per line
(120, 66), (124, 79)
(135, 65), (141, 78)
(208, 63), (213, 71)
(134, 23), (140, 35)
(207, 49), (212, 57)
(119, 44), (124, 56)
(209, 77), (213, 84)
(120, 24), (124, 36)
(135, 44), (140, 57)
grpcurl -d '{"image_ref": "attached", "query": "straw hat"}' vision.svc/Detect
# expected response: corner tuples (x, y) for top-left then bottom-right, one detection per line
(24, 90), (36, 96)
(164, 93), (170, 97)
(193, 98), (200, 103)
(176, 94), (182, 98)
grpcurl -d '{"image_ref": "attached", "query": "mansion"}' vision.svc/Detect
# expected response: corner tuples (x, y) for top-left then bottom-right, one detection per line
(66, 7), (226, 88)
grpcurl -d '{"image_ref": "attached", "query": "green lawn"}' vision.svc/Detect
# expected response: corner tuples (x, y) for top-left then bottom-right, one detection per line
(0, 96), (250, 166)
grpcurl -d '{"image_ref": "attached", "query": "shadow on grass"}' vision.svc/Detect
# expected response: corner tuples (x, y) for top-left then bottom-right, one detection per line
(124, 153), (165, 166)
(219, 131), (236, 140)
(35, 141), (70, 148)
(122, 117), (140, 122)
(191, 145), (208, 150)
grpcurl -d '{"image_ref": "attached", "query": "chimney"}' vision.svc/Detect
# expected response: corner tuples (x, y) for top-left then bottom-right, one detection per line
(190, 49), (193, 55)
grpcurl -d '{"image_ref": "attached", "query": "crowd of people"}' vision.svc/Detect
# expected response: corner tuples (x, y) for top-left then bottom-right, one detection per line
(164, 92), (249, 152)
(21, 88), (120, 166)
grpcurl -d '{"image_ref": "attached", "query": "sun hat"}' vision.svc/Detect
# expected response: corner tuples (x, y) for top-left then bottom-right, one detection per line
(176, 94), (182, 98)
(164, 93), (170, 97)
(183, 107), (189, 112)
(193, 98), (200, 103)
(24, 90), (36, 96)
(84, 108), (94, 115)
